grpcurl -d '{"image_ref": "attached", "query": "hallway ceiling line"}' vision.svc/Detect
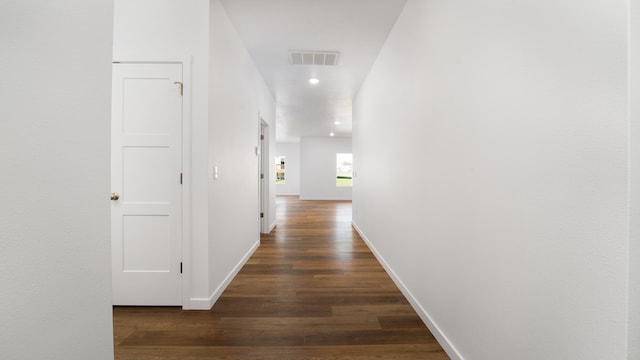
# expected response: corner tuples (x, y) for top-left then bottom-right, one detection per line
(219, 0), (408, 143)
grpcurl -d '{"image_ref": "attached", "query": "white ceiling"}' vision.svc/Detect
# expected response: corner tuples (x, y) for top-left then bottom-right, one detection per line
(219, 0), (408, 143)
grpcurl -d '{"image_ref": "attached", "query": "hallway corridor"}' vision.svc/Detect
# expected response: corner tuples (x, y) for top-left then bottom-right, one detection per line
(113, 197), (448, 359)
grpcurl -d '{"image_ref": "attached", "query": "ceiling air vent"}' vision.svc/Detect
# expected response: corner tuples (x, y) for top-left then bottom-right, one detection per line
(289, 51), (340, 66)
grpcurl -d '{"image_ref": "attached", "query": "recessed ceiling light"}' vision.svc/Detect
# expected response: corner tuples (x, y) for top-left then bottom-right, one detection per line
(329, 132), (335, 137)
(334, 121), (341, 125)
(309, 78), (320, 85)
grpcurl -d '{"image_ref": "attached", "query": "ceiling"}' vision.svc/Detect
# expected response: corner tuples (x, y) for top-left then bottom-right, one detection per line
(219, 0), (408, 143)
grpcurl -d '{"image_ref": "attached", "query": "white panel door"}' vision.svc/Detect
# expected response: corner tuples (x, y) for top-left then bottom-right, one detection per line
(111, 63), (182, 306)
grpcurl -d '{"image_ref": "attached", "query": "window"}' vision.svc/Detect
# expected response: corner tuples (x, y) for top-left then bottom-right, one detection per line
(336, 153), (353, 187)
(275, 156), (285, 184)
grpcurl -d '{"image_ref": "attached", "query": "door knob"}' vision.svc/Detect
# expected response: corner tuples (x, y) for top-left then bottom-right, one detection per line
(111, 192), (120, 201)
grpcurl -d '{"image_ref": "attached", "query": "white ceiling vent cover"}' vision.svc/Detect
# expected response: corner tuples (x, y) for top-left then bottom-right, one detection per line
(289, 51), (340, 66)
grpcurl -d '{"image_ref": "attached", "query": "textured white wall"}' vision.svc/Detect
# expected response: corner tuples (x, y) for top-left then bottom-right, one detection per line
(300, 137), (352, 200)
(353, 1), (629, 359)
(113, 0), (211, 304)
(0, 1), (114, 358)
(275, 142), (301, 196)
(209, 0), (276, 303)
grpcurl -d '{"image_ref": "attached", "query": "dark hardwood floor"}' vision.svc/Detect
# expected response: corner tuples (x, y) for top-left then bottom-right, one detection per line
(114, 196), (449, 359)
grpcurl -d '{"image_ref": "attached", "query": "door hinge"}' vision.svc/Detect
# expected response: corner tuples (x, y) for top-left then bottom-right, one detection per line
(260, 173), (264, 179)
(260, 212), (264, 218)
(180, 262), (183, 274)
(260, 134), (264, 140)
(180, 173), (183, 184)
(174, 81), (184, 96)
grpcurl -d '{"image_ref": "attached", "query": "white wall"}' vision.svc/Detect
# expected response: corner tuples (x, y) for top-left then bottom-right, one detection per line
(0, 1), (114, 359)
(275, 142), (301, 196)
(353, 1), (629, 359)
(300, 137), (352, 200)
(113, 0), (212, 306)
(208, 0), (276, 304)
(630, 0), (640, 358)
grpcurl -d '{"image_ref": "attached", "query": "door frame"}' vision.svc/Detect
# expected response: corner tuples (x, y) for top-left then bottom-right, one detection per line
(259, 116), (271, 234)
(111, 59), (192, 309)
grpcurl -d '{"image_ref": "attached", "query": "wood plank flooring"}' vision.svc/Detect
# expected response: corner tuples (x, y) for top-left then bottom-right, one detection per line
(113, 196), (449, 360)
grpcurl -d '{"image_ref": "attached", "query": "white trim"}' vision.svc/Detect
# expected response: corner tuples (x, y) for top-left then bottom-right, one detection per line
(259, 115), (272, 234)
(187, 296), (215, 310)
(268, 221), (277, 233)
(352, 221), (464, 360)
(299, 196), (352, 201)
(180, 56), (193, 310)
(187, 239), (260, 310)
(111, 60), (185, 64)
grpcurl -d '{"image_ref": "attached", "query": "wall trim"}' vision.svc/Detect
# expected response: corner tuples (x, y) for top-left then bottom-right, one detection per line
(275, 192), (301, 196)
(260, 116), (271, 234)
(299, 196), (352, 201)
(187, 296), (215, 310)
(187, 239), (260, 310)
(180, 56), (193, 310)
(352, 221), (464, 360)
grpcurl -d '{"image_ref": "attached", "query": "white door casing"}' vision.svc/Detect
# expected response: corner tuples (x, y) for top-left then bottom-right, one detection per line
(259, 119), (269, 234)
(259, 122), (264, 232)
(111, 63), (183, 306)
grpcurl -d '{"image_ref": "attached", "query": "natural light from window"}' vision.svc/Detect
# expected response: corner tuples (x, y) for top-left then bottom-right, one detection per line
(336, 153), (353, 187)
(276, 156), (285, 184)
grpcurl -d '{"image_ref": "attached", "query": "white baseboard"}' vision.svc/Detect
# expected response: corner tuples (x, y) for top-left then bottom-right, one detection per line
(299, 196), (353, 201)
(268, 221), (277, 233)
(351, 221), (464, 360)
(187, 296), (214, 310)
(187, 239), (260, 310)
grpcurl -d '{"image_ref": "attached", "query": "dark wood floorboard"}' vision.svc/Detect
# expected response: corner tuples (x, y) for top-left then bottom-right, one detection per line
(114, 196), (449, 359)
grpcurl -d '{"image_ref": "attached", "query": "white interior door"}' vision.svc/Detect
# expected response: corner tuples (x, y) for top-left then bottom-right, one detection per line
(111, 63), (183, 306)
